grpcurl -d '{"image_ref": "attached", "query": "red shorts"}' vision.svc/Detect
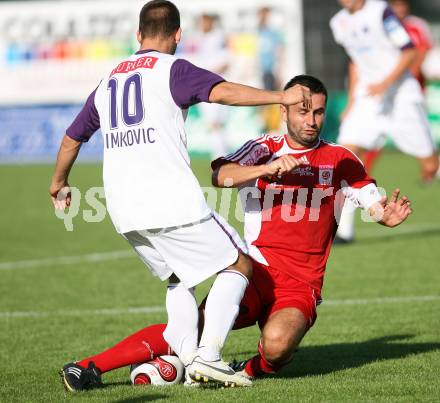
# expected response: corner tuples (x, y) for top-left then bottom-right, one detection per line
(233, 260), (319, 331)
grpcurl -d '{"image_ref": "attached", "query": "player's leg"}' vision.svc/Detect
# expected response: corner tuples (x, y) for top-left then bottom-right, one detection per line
(162, 276), (199, 367)
(149, 213), (253, 386)
(335, 95), (383, 243)
(62, 258), (260, 392)
(364, 149), (381, 174)
(80, 264), (260, 382)
(197, 258), (265, 337)
(76, 324), (170, 373)
(194, 211), (252, 366)
(119, 230), (199, 367)
(335, 143), (367, 243)
(240, 308), (309, 377)
(263, 308), (308, 366)
(231, 267), (318, 378)
(391, 96), (438, 183)
(197, 252), (251, 362)
(188, 254), (253, 386)
(417, 154), (439, 183)
(60, 231), (174, 392)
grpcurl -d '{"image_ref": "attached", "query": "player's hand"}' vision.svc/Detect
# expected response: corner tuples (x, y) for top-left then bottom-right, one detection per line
(282, 84), (312, 109)
(263, 155), (301, 179)
(378, 188), (413, 227)
(367, 80), (389, 97)
(49, 180), (72, 210)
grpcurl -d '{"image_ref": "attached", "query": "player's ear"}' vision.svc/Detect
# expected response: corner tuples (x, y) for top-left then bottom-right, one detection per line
(175, 27), (182, 44)
(136, 30), (143, 45)
(280, 104), (288, 123)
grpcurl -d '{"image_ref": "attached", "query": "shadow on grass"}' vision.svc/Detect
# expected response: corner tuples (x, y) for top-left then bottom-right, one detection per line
(276, 334), (440, 378)
(111, 395), (167, 403)
(88, 381), (168, 402)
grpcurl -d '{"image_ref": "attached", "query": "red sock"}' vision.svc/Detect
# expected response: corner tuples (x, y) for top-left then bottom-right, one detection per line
(78, 324), (171, 373)
(244, 341), (283, 378)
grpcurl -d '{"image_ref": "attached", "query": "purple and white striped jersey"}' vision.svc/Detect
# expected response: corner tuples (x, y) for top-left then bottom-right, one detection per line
(66, 50), (224, 233)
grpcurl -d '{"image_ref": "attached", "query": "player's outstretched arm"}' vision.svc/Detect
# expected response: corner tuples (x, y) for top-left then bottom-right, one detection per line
(49, 135), (82, 210)
(213, 155), (301, 188)
(209, 82), (311, 108)
(367, 48), (416, 96)
(368, 189), (412, 227)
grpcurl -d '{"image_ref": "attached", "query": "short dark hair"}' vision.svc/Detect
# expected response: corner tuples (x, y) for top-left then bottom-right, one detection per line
(284, 75), (328, 102)
(139, 0), (180, 39)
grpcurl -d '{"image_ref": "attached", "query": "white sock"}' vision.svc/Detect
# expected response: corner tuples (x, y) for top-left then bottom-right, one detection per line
(163, 283), (198, 366)
(198, 270), (248, 362)
(336, 198), (356, 241)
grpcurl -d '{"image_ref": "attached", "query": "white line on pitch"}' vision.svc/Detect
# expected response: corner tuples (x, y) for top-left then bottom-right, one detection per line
(0, 250), (135, 271)
(0, 306), (165, 318)
(1, 222), (439, 272)
(1, 295), (439, 319)
(323, 295), (440, 305)
(357, 222), (440, 239)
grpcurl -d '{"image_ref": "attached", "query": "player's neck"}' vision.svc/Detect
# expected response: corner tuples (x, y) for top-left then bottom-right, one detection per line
(348, 0), (365, 14)
(139, 39), (176, 55)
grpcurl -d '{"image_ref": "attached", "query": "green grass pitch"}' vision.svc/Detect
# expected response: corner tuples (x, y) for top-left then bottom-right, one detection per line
(0, 152), (439, 402)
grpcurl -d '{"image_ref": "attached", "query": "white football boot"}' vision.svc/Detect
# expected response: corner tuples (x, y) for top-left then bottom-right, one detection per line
(187, 356), (253, 387)
(229, 359), (253, 380)
(183, 369), (201, 388)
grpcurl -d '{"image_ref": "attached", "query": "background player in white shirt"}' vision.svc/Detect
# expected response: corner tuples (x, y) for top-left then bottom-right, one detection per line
(51, 0), (311, 389)
(330, 0), (438, 242)
(363, 0), (436, 174)
(192, 13), (230, 158)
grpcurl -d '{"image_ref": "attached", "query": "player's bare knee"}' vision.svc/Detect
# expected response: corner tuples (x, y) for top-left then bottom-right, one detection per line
(420, 155), (439, 181)
(262, 334), (294, 365)
(426, 156), (439, 173)
(262, 328), (295, 364)
(227, 252), (252, 280)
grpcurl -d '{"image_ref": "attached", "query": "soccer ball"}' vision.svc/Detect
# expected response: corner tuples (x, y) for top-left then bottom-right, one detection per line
(130, 355), (184, 386)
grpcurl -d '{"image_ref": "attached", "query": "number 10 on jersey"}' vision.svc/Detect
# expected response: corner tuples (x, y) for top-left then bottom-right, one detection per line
(108, 73), (145, 129)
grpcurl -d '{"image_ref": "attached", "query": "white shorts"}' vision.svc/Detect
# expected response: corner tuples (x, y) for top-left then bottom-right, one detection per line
(122, 212), (247, 288)
(338, 92), (436, 159)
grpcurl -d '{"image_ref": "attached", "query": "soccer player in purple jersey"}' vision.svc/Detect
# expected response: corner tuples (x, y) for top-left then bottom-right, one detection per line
(50, 0), (311, 391)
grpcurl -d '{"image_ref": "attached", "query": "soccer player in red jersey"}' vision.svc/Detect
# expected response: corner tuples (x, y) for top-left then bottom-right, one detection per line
(67, 75), (412, 387)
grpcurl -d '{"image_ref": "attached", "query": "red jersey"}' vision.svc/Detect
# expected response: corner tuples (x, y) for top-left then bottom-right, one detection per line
(212, 134), (376, 293)
(403, 15), (434, 89)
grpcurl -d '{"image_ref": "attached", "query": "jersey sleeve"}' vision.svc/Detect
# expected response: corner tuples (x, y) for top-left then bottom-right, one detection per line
(337, 148), (380, 209)
(382, 6), (414, 50)
(329, 13), (344, 45)
(211, 136), (272, 171)
(405, 18), (434, 51)
(337, 148), (376, 189)
(66, 88), (100, 142)
(169, 59), (225, 109)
